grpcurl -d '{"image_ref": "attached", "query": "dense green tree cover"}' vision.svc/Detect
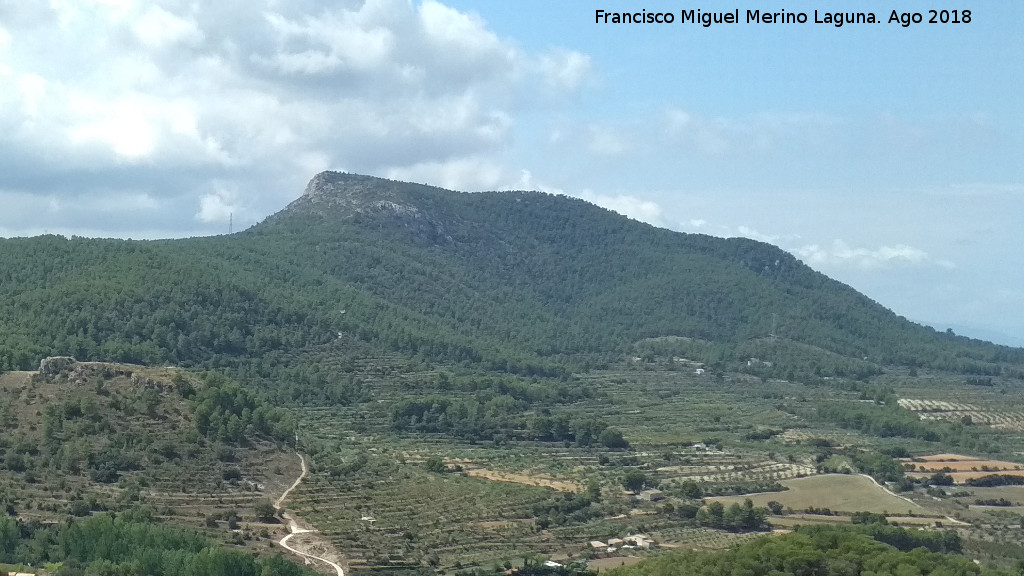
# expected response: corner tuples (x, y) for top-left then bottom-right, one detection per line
(622, 470), (651, 492)
(847, 451), (908, 484)
(191, 373), (295, 443)
(799, 524), (963, 554)
(610, 524), (999, 576)
(815, 401), (999, 452)
(966, 474), (1024, 487)
(387, 372), (624, 445)
(851, 511), (890, 525)
(700, 481), (787, 497)
(0, 509), (313, 575)
(819, 402), (941, 441)
(532, 492), (604, 528)
(391, 394), (522, 441)
(2, 173), (1023, 402)
(529, 415), (628, 448)
(694, 499), (771, 532)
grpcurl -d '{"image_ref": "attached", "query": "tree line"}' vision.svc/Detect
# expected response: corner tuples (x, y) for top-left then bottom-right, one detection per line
(0, 508), (313, 576)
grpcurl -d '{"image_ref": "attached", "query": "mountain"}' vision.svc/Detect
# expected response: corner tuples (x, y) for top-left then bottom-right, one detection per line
(249, 172), (1024, 376)
(1, 172), (1022, 398)
(920, 321), (1024, 349)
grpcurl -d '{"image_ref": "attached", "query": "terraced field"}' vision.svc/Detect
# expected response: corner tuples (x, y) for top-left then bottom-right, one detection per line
(657, 459), (815, 484)
(0, 364), (304, 558)
(899, 398), (1024, 432)
(287, 369), (827, 572)
(652, 526), (762, 550)
(282, 363), (1024, 571)
(903, 453), (1024, 484)
(289, 463), (557, 571)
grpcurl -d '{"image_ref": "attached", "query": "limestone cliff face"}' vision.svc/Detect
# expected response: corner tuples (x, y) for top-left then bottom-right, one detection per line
(38, 355), (77, 376)
(262, 172), (454, 245)
(300, 172), (414, 213)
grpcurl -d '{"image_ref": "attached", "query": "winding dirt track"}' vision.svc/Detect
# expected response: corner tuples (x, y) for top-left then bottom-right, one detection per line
(276, 453), (345, 576)
(858, 473), (969, 526)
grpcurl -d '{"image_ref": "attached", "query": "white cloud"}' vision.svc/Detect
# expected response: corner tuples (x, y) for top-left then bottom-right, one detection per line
(587, 125), (628, 156)
(0, 1), (591, 237)
(537, 49), (590, 91)
(581, 191), (663, 226)
(419, 1), (503, 55)
(662, 107), (840, 157)
(508, 170), (565, 194)
(386, 156), (506, 192)
(794, 240), (952, 270)
(16, 73), (47, 118)
(260, 8), (394, 74)
(196, 186), (238, 224)
(133, 6), (203, 50)
(67, 98), (158, 160)
(736, 225), (779, 244)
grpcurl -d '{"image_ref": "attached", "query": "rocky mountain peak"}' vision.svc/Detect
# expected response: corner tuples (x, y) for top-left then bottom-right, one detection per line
(266, 172), (452, 244)
(301, 172), (407, 208)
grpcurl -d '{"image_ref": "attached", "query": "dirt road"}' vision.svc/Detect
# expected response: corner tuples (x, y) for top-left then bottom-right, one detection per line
(276, 453), (345, 576)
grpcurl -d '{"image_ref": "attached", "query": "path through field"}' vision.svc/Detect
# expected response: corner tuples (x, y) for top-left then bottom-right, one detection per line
(858, 474), (969, 527)
(276, 453), (345, 576)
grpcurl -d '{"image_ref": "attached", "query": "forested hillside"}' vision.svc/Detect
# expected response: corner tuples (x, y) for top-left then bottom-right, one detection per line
(0, 362), (311, 574)
(609, 524), (1011, 576)
(5, 172), (1024, 573)
(0, 363), (294, 521)
(1, 172), (1022, 398)
(0, 509), (314, 576)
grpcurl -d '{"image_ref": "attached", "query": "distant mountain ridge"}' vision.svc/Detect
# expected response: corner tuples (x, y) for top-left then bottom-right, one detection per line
(920, 322), (1024, 349)
(1, 172), (1022, 395)
(254, 173), (1024, 370)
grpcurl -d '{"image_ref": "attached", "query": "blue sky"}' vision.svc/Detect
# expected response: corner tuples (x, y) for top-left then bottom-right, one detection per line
(1, 1), (1022, 343)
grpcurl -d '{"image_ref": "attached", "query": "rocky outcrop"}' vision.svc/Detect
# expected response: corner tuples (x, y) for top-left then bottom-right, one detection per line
(38, 356), (77, 376)
(298, 172), (423, 217)
(266, 171), (454, 246)
(67, 363), (133, 386)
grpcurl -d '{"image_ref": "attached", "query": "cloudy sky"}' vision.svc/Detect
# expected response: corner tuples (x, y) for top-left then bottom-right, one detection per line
(2, 1), (1022, 343)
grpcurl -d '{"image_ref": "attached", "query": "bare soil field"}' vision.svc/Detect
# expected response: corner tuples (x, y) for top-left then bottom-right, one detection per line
(915, 454), (984, 462)
(906, 458), (1023, 472)
(463, 467), (581, 492)
(588, 556), (644, 572)
(903, 454), (1024, 484)
(710, 474), (924, 515)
